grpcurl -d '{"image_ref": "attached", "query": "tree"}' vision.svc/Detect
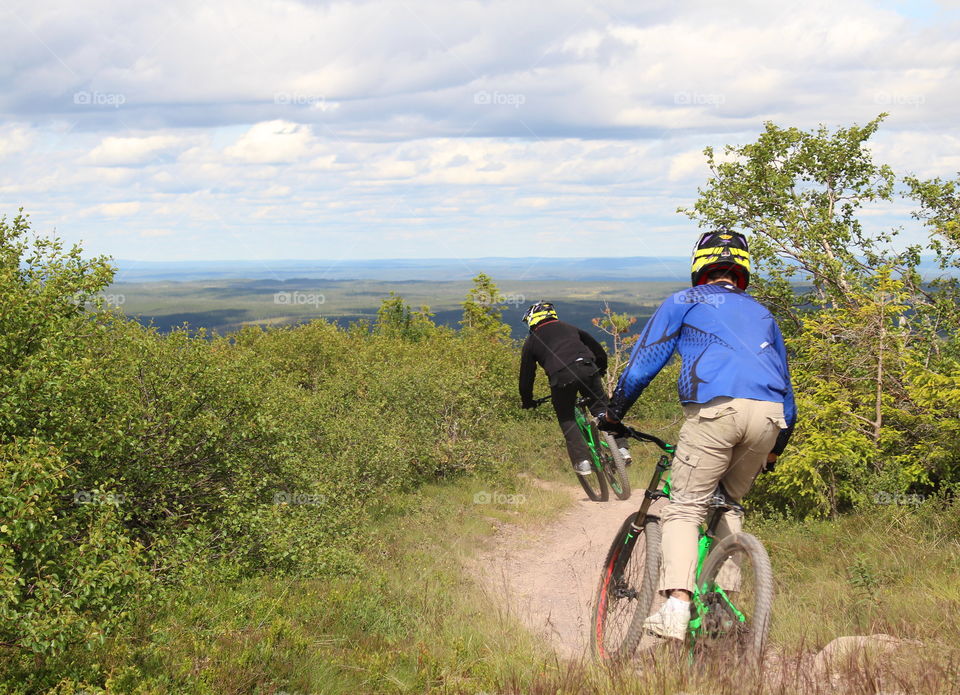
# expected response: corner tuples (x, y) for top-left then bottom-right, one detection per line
(591, 302), (638, 395)
(905, 173), (960, 363)
(0, 209), (115, 434)
(682, 118), (958, 516)
(680, 115), (917, 321)
(374, 292), (435, 341)
(907, 173), (960, 263)
(459, 273), (512, 340)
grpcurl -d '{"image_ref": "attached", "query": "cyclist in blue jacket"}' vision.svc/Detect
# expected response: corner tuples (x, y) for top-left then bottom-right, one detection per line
(599, 230), (796, 640)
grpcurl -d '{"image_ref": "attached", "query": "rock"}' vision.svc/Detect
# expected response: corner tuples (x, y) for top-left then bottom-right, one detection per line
(813, 634), (922, 674)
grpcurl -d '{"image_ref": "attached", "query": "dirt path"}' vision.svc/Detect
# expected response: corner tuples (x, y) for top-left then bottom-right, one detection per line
(476, 481), (645, 660)
(475, 482), (930, 693)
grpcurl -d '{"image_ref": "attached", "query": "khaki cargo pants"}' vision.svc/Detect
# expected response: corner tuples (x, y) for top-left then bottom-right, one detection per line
(659, 397), (786, 593)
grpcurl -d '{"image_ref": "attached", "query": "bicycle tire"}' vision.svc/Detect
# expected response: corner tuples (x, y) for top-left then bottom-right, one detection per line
(592, 514), (661, 662)
(575, 420), (609, 502)
(696, 532), (774, 663)
(600, 432), (631, 500)
(576, 456), (609, 501)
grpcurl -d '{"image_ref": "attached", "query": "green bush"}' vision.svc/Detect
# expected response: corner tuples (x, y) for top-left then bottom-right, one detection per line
(0, 439), (151, 659)
(0, 213), (527, 689)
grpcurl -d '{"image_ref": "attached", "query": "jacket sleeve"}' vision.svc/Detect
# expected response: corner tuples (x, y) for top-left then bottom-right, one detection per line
(518, 337), (537, 404)
(770, 320), (797, 455)
(608, 296), (687, 420)
(578, 329), (608, 373)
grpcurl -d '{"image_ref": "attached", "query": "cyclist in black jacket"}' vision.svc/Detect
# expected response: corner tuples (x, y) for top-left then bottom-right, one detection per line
(519, 301), (631, 476)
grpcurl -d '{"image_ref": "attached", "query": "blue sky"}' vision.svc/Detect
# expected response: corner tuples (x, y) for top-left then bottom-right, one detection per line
(1, 0), (959, 268)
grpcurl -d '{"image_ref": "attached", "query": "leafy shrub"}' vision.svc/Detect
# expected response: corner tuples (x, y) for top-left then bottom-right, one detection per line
(0, 439), (151, 660)
(0, 213), (526, 688)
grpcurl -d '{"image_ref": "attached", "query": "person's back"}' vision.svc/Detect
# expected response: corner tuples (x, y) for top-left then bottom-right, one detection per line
(615, 282), (794, 433)
(518, 302), (631, 476)
(520, 319), (602, 386)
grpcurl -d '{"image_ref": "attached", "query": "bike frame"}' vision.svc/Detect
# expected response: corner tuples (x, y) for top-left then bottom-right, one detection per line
(574, 404), (608, 472)
(621, 428), (747, 641)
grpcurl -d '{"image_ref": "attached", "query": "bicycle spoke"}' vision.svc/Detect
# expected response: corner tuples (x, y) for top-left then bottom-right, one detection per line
(593, 515), (661, 661)
(695, 533), (773, 662)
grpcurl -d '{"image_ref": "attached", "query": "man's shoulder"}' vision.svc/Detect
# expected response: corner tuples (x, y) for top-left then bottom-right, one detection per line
(665, 284), (730, 306)
(540, 319), (581, 334)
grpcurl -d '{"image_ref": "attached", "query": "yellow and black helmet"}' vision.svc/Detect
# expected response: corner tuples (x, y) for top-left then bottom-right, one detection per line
(522, 301), (558, 329)
(691, 231), (751, 290)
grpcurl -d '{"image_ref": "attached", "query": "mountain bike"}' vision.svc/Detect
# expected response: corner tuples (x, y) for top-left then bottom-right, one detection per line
(532, 396), (631, 502)
(591, 425), (773, 663)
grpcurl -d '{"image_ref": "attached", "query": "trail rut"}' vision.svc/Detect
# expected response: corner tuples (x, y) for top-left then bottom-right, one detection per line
(476, 482), (643, 660)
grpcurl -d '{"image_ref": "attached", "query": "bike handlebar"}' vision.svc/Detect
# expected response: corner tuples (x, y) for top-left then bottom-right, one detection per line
(621, 425), (673, 453)
(531, 395), (674, 454)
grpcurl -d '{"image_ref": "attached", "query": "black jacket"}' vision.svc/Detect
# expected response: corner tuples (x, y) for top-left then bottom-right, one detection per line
(519, 320), (608, 403)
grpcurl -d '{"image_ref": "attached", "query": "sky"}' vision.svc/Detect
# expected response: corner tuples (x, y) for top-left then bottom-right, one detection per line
(1, 0), (959, 265)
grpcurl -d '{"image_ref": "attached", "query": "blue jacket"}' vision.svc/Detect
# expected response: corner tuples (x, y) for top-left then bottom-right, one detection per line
(609, 282), (797, 453)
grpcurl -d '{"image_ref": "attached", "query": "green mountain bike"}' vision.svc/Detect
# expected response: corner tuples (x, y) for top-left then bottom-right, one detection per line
(532, 396), (631, 502)
(591, 426), (774, 663)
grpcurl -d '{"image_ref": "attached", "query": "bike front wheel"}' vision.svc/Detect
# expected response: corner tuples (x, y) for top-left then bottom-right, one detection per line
(576, 455), (609, 501)
(592, 513), (661, 662)
(695, 532), (774, 663)
(599, 432), (631, 500)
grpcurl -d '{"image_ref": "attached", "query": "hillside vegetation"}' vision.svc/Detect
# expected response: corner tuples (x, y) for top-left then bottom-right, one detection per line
(0, 213), (529, 691)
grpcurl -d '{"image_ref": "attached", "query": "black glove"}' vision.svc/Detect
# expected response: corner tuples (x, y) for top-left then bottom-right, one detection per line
(596, 412), (628, 437)
(762, 453), (778, 473)
(521, 399), (536, 410)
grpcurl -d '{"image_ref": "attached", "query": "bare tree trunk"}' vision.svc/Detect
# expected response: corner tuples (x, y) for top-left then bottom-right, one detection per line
(871, 292), (889, 447)
(874, 319), (884, 444)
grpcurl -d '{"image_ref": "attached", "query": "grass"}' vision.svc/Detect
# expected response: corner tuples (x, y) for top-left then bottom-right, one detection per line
(50, 416), (960, 694)
(756, 498), (960, 650)
(54, 419), (572, 694)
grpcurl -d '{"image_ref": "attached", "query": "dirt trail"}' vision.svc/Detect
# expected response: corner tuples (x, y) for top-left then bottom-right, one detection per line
(476, 481), (645, 660)
(475, 482), (929, 692)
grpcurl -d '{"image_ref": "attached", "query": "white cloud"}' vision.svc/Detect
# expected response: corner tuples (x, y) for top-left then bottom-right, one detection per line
(86, 135), (187, 166)
(0, 125), (34, 159)
(668, 149), (710, 182)
(225, 121), (315, 164)
(518, 197), (551, 208)
(80, 201), (142, 217)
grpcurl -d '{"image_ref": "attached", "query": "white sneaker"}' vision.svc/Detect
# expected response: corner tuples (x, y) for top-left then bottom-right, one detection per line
(573, 460), (592, 476)
(642, 599), (690, 640)
(619, 447), (633, 466)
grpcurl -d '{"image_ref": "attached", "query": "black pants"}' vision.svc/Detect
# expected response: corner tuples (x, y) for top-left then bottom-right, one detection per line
(550, 363), (628, 465)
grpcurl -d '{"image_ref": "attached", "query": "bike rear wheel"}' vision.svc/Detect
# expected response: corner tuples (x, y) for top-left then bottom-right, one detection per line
(695, 532), (774, 663)
(592, 514), (661, 662)
(599, 432), (631, 500)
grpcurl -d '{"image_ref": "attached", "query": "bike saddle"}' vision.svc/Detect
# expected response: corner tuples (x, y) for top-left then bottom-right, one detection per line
(708, 483), (744, 514)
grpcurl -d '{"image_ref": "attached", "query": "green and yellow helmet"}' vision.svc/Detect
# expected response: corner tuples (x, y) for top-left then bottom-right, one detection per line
(691, 230), (751, 290)
(522, 301), (558, 329)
